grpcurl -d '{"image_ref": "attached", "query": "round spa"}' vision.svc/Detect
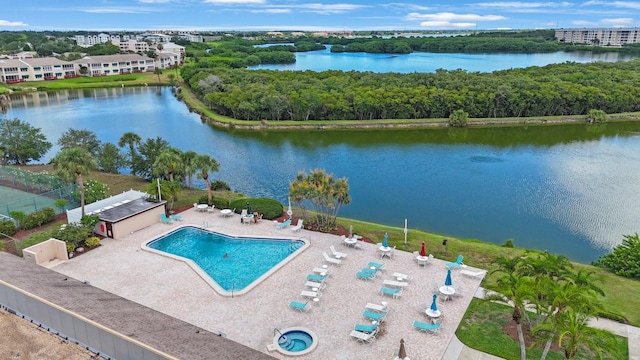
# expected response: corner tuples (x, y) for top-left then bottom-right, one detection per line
(273, 327), (318, 356)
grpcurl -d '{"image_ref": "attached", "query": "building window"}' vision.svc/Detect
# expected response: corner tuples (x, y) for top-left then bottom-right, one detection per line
(20, 67), (28, 72)
(35, 74), (43, 79)
(22, 75), (29, 80)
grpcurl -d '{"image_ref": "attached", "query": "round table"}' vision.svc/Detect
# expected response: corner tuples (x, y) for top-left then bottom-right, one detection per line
(196, 204), (208, 211)
(426, 309), (441, 318)
(220, 209), (233, 217)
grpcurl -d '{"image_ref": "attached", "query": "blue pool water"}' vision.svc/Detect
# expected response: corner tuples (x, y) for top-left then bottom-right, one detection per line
(278, 331), (314, 352)
(146, 226), (304, 292)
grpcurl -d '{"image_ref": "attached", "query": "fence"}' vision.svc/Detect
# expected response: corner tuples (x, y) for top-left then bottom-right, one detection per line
(0, 166), (77, 216)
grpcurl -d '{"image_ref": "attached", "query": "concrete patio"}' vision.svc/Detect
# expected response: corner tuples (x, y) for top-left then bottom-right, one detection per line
(52, 208), (485, 360)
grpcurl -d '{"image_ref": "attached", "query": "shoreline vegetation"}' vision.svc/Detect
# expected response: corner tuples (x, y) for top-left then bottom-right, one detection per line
(2, 73), (640, 130)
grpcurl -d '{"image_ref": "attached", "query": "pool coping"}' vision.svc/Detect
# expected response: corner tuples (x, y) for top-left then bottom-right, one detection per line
(141, 224), (310, 297)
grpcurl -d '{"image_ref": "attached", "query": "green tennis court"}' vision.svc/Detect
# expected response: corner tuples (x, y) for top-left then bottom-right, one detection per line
(0, 185), (60, 217)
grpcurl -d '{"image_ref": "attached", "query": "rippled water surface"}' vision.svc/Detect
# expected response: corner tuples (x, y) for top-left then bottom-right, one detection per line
(8, 88), (640, 262)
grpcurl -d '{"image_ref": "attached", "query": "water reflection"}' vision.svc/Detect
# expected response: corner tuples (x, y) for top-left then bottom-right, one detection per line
(7, 87), (640, 263)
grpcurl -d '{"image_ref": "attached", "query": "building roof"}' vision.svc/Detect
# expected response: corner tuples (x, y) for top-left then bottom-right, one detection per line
(0, 253), (275, 360)
(73, 54), (153, 65)
(96, 198), (166, 223)
(0, 57), (72, 68)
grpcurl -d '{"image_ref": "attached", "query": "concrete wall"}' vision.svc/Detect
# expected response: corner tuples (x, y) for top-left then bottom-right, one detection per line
(22, 239), (68, 265)
(112, 205), (165, 240)
(0, 281), (171, 360)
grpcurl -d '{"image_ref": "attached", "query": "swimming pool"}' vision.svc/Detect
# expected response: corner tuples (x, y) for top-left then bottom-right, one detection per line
(144, 226), (306, 296)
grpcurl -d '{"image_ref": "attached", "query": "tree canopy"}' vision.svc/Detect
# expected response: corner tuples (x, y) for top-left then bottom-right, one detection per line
(0, 118), (52, 165)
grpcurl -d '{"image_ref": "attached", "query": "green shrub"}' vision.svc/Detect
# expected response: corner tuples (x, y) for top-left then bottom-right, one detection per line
(211, 180), (231, 191)
(212, 197), (229, 209)
(593, 233), (640, 279)
(18, 207), (56, 230)
(74, 179), (109, 204)
(586, 109), (607, 124)
(449, 109), (469, 128)
(84, 236), (101, 248)
(66, 242), (76, 253)
(229, 197), (283, 220)
(80, 215), (100, 229)
(198, 195), (210, 205)
(0, 220), (17, 237)
(9, 211), (26, 224)
(54, 224), (92, 248)
(502, 239), (515, 248)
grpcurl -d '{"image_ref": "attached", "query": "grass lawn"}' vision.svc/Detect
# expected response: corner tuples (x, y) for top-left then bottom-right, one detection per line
(6, 72), (174, 91)
(457, 298), (629, 360)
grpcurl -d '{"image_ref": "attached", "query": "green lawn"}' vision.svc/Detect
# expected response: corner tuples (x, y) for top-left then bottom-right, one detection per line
(6, 72), (172, 91)
(457, 298), (628, 360)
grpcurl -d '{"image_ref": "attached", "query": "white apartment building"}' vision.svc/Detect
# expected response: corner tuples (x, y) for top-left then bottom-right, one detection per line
(72, 54), (155, 76)
(177, 33), (203, 43)
(0, 57), (77, 83)
(555, 28), (640, 46)
(112, 39), (150, 53)
(74, 33), (122, 47)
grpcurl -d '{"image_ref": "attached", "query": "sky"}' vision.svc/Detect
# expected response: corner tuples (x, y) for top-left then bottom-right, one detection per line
(1, 1), (639, 32)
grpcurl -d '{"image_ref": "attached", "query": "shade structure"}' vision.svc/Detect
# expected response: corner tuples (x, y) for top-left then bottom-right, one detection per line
(419, 241), (426, 257)
(398, 338), (407, 359)
(430, 293), (438, 312)
(445, 269), (453, 287)
(246, 202), (251, 214)
(382, 233), (389, 248)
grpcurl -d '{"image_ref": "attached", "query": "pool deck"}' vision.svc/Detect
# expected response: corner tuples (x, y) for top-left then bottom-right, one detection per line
(51, 209), (485, 360)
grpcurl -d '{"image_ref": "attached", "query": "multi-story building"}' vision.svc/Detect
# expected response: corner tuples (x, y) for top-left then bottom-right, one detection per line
(112, 39), (150, 53)
(177, 33), (203, 43)
(74, 33), (122, 47)
(555, 28), (640, 46)
(0, 57), (77, 83)
(72, 54), (155, 76)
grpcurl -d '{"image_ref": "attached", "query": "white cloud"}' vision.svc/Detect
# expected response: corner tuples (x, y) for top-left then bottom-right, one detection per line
(419, 21), (477, 28)
(138, 0), (172, 3)
(406, 12), (506, 22)
(203, 0), (266, 4)
(382, 3), (431, 11)
(298, 3), (368, 14)
(82, 8), (149, 14)
(250, 8), (292, 13)
(583, 1), (640, 10)
(0, 20), (27, 27)
(601, 17), (635, 25)
(572, 19), (598, 26)
(475, 1), (572, 9)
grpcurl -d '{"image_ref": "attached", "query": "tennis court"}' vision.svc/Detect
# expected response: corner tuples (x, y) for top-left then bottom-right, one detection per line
(0, 185), (61, 217)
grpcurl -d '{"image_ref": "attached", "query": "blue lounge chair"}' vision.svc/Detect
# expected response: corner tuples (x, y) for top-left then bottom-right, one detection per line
(446, 255), (464, 270)
(169, 214), (183, 221)
(289, 300), (309, 312)
(276, 219), (291, 229)
(354, 322), (378, 333)
(307, 273), (328, 282)
(379, 287), (402, 299)
(363, 310), (387, 322)
(413, 320), (441, 334)
(368, 261), (384, 271)
(160, 213), (173, 224)
(356, 271), (374, 280)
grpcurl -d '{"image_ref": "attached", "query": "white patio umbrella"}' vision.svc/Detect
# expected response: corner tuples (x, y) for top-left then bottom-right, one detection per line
(287, 196), (293, 219)
(403, 219), (408, 246)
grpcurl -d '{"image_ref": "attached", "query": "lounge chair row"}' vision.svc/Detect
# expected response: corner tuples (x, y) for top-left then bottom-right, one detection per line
(350, 302), (389, 344)
(275, 218), (304, 231)
(355, 261), (384, 280)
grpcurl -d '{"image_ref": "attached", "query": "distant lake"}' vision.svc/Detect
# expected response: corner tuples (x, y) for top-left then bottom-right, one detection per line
(8, 87), (640, 263)
(250, 46), (639, 73)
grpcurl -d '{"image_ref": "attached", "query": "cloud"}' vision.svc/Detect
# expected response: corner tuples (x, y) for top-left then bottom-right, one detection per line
(382, 3), (431, 11)
(475, 1), (572, 9)
(138, 0), (172, 3)
(250, 8), (292, 13)
(406, 12), (506, 22)
(572, 20), (598, 26)
(82, 7), (149, 14)
(297, 3), (368, 14)
(203, 0), (266, 4)
(583, 1), (640, 10)
(601, 17), (635, 25)
(0, 20), (27, 27)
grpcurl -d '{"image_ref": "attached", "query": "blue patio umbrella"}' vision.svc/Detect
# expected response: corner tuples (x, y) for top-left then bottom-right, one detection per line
(382, 232), (389, 248)
(445, 269), (453, 288)
(430, 293), (438, 312)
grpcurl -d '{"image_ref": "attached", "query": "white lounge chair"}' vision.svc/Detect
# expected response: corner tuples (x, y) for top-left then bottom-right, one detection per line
(350, 329), (377, 344)
(290, 219), (304, 232)
(330, 245), (347, 259)
(322, 252), (342, 265)
(461, 269), (486, 278)
(301, 290), (321, 298)
(392, 272), (411, 282)
(305, 281), (325, 290)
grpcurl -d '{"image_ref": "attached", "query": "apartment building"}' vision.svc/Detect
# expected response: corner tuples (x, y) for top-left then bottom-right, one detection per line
(555, 28), (640, 46)
(72, 54), (155, 76)
(74, 33), (122, 47)
(112, 39), (150, 53)
(0, 57), (77, 83)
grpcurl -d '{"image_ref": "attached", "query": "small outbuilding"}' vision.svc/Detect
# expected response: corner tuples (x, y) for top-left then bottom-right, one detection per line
(66, 190), (166, 240)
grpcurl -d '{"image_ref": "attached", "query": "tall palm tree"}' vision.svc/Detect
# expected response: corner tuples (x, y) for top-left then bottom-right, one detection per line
(52, 148), (97, 217)
(181, 150), (198, 189)
(153, 148), (183, 182)
(154, 67), (163, 84)
(118, 132), (141, 174)
(192, 154), (220, 205)
(0, 94), (10, 119)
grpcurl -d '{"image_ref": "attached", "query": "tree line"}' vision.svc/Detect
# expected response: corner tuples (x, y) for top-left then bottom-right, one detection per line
(180, 59), (640, 121)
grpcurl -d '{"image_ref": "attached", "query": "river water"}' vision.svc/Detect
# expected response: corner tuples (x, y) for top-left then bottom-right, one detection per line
(250, 47), (638, 73)
(7, 87), (640, 263)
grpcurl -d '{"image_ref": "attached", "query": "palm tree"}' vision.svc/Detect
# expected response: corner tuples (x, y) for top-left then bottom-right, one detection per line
(118, 132), (141, 174)
(181, 150), (198, 189)
(153, 148), (183, 182)
(154, 67), (163, 84)
(192, 154), (220, 205)
(52, 148), (97, 217)
(0, 94), (10, 119)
